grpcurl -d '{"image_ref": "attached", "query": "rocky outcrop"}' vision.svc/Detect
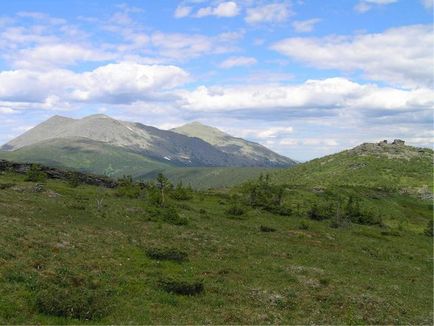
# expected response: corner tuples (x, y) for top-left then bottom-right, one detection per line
(0, 160), (117, 188)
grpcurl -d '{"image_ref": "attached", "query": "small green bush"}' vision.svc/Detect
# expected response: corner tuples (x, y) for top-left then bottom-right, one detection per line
(35, 270), (111, 320)
(115, 175), (141, 198)
(25, 164), (47, 182)
(146, 247), (188, 262)
(308, 203), (331, 221)
(160, 206), (188, 225)
(225, 205), (246, 216)
(298, 221), (310, 230)
(158, 277), (204, 296)
(0, 183), (15, 190)
(67, 172), (81, 188)
(266, 205), (292, 216)
(170, 182), (193, 200)
(260, 225), (276, 232)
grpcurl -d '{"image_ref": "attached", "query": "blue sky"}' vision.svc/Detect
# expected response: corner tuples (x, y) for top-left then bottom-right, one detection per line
(0, 0), (432, 160)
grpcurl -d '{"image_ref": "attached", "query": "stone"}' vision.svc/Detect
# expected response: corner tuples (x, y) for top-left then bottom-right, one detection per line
(392, 139), (405, 146)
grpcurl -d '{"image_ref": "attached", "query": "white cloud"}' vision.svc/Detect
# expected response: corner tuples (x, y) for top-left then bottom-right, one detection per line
(271, 24), (434, 88)
(354, 0), (398, 13)
(257, 127), (294, 138)
(12, 44), (114, 69)
(150, 31), (242, 60)
(0, 107), (17, 114)
(196, 1), (240, 18)
(72, 63), (189, 102)
(220, 56), (257, 68)
(245, 2), (292, 24)
(0, 63), (189, 107)
(174, 6), (193, 18)
(421, 0), (433, 8)
(178, 78), (434, 112)
(292, 18), (321, 33)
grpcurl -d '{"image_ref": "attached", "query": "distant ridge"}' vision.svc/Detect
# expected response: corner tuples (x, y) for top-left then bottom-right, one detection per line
(1, 114), (296, 168)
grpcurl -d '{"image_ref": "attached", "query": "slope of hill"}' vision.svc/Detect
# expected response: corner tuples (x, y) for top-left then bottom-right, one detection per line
(138, 166), (273, 189)
(2, 114), (296, 168)
(0, 138), (273, 188)
(270, 140), (433, 192)
(0, 137), (172, 178)
(172, 122), (296, 167)
(0, 161), (432, 324)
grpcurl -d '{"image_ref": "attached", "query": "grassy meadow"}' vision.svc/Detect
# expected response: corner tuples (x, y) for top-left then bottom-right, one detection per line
(0, 166), (432, 324)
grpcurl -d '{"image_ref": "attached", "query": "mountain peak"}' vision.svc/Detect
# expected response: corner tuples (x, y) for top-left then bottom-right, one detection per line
(83, 114), (113, 120)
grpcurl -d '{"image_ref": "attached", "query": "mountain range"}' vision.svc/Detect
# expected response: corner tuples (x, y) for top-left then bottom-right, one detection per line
(0, 114), (295, 187)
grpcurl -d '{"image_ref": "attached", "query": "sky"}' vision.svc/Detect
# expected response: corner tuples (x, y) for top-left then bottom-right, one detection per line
(0, 0), (432, 161)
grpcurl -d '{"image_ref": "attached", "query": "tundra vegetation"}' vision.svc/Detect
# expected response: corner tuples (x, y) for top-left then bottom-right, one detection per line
(0, 142), (432, 324)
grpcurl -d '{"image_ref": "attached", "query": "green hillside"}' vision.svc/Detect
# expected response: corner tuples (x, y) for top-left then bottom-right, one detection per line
(0, 146), (432, 324)
(0, 138), (172, 178)
(0, 139), (272, 189)
(271, 142), (433, 191)
(138, 166), (272, 189)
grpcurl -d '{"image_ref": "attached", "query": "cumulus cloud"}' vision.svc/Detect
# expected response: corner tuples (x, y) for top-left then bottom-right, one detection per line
(174, 6), (193, 18)
(0, 63), (189, 108)
(219, 56), (257, 68)
(177, 78), (434, 112)
(271, 24), (434, 88)
(354, 0), (398, 13)
(292, 18), (321, 33)
(12, 44), (114, 69)
(196, 1), (240, 18)
(245, 2), (292, 24)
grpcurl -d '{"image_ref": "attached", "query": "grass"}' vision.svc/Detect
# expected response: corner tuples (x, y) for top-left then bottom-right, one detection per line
(0, 169), (432, 324)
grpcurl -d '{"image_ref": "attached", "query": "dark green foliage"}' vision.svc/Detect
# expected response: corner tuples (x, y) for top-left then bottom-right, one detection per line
(298, 221), (310, 230)
(170, 182), (193, 200)
(35, 269), (111, 320)
(158, 277), (204, 296)
(309, 197), (383, 226)
(146, 247), (188, 262)
(424, 220), (433, 237)
(240, 174), (289, 215)
(0, 183), (15, 190)
(225, 203), (246, 216)
(67, 172), (81, 188)
(260, 225), (276, 232)
(159, 206), (188, 225)
(156, 173), (171, 206)
(116, 175), (141, 198)
(345, 196), (383, 226)
(25, 164), (47, 182)
(308, 203), (333, 221)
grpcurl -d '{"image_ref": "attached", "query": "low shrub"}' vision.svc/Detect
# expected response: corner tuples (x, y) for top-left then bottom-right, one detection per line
(146, 247), (188, 262)
(160, 207), (188, 225)
(0, 183), (15, 190)
(266, 205), (292, 216)
(67, 172), (81, 188)
(308, 203), (331, 221)
(225, 204), (246, 216)
(25, 164), (47, 182)
(35, 270), (111, 320)
(260, 225), (276, 232)
(158, 277), (204, 296)
(115, 175), (141, 198)
(298, 221), (310, 230)
(170, 182), (193, 201)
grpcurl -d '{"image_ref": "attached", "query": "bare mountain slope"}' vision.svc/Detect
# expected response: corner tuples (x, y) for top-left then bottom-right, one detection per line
(2, 115), (296, 168)
(172, 122), (296, 167)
